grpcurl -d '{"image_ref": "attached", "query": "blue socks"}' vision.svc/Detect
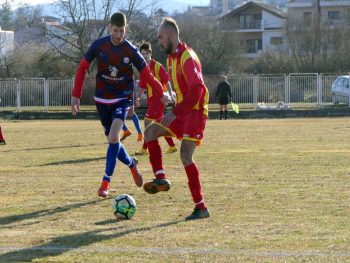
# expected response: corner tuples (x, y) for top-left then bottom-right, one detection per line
(118, 144), (134, 168)
(132, 113), (142, 134)
(122, 113), (142, 134)
(104, 142), (121, 180)
(103, 142), (134, 182)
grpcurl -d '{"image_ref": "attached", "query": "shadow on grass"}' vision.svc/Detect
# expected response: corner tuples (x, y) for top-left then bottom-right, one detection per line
(0, 198), (111, 226)
(34, 157), (105, 167)
(0, 220), (183, 261)
(0, 143), (103, 153)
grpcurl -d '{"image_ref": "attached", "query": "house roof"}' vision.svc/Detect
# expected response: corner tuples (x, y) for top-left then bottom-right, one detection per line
(219, 1), (286, 20)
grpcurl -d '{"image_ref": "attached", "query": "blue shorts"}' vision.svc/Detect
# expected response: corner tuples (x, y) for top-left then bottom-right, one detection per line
(96, 99), (131, 136)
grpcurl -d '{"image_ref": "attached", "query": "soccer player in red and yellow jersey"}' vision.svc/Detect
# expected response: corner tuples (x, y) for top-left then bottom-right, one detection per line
(143, 17), (210, 220)
(135, 42), (177, 156)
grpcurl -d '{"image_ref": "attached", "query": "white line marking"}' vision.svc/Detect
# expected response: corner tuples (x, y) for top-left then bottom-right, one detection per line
(0, 246), (350, 258)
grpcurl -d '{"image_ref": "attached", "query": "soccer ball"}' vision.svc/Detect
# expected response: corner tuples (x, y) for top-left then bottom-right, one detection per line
(112, 194), (137, 220)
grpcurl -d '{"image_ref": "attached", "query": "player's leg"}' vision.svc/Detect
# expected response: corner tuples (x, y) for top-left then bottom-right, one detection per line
(114, 101), (143, 187)
(96, 103), (115, 197)
(136, 97), (163, 155)
(181, 110), (210, 220)
(0, 125), (6, 145)
(120, 123), (131, 142)
(224, 104), (228, 120)
(121, 105), (135, 142)
(131, 112), (143, 142)
(180, 139), (209, 220)
(143, 122), (173, 194)
(219, 104), (224, 120)
(164, 136), (177, 154)
(135, 118), (152, 155)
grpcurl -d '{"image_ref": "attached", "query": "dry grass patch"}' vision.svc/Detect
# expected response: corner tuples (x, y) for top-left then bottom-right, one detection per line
(0, 118), (349, 262)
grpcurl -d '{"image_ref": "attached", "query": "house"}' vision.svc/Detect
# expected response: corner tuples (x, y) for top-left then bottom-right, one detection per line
(15, 16), (73, 51)
(0, 27), (14, 61)
(287, 0), (350, 26)
(218, 1), (286, 58)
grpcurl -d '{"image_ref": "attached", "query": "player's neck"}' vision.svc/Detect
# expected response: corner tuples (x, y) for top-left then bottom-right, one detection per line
(110, 36), (124, 46)
(171, 39), (181, 54)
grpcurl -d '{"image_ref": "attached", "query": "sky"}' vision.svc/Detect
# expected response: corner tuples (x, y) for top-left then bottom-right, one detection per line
(8, 0), (210, 7)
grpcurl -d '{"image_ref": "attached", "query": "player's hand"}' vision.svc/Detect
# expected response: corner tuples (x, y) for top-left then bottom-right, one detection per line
(71, 96), (80, 116)
(160, 92), (172, 105)
(160, 111), (176, 127)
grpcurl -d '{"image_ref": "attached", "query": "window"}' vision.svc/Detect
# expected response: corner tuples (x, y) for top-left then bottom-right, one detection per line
(246, 39), (262, 53)
(239, 14), (262, 29)
(303, 12), (312, 19)
(270, 37), (283, 45)
(328, 11), (340, 20)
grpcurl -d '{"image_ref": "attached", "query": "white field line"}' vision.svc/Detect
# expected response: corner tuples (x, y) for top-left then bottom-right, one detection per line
(0, 246), (350, 258)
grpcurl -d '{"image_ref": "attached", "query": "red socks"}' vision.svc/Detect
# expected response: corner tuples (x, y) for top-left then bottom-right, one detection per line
(185, 163), (206, 209)
(142, 141), (147, 150)
(147, 140), (165, 179)
(0, 126), (4, 141)
(165, 136), (175, 147)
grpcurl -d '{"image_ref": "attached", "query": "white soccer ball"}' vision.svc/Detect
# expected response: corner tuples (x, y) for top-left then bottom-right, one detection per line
(112, 194), (137, 220)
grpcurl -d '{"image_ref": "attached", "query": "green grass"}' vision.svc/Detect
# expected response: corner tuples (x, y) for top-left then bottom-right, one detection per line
(0, 118), (349, 262)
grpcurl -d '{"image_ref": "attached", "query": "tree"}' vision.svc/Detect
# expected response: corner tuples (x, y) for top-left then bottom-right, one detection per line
(175, 13), (241, 75)
(43, 0), (159, 69)
(285, 13), (350, 72)
(13, 4), (43, 30)
(2, 43), (76, 78)
(0, 0), (13, 30)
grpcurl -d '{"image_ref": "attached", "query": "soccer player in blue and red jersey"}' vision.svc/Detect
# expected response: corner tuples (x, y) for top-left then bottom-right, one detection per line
(143, 17), (210, 220)
(135, 42), (177, 156)
(71, 12), (170, 198)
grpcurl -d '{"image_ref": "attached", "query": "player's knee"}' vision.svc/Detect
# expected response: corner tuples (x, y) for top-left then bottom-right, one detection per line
(108, 135), (119, 143)
(180, 150), (193, 166)
(144, 125), (157, 142)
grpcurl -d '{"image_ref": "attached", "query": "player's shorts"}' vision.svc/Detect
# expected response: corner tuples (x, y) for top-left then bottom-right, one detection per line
(155, 110), (207, 145)
(145, 96), (164, 121)
(96, 99), (131, 136)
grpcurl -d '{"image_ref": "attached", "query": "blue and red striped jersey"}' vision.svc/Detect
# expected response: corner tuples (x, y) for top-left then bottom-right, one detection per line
(84, 36), (146, 101)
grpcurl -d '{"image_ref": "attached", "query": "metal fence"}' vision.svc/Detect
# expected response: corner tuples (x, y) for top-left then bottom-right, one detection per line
(0, 74), (346, 112)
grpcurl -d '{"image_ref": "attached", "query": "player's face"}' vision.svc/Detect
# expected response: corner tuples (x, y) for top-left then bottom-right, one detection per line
(157, 27), (173, 54)
(140, 50), (151, 62)
(109, 24), (126, 45)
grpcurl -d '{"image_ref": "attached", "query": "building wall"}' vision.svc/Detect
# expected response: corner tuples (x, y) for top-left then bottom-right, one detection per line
(262, 10), (284, 29)
(0, 29), (14, 58)
(263, 30), (285, 52)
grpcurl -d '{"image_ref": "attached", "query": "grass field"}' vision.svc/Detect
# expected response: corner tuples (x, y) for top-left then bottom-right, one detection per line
(0, 118), (349, 262)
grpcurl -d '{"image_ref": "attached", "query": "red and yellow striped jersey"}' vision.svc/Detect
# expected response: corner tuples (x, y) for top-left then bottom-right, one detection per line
(139, 59), (169, 99)
(167, 43), (209, 117)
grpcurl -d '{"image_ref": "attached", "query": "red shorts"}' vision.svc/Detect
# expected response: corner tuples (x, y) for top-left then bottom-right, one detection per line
(145, 96), (164, 120)
(156, 110), (207, 145)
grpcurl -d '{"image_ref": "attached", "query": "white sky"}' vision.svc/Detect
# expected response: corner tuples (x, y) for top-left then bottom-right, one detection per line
(8, 0), (210, 6)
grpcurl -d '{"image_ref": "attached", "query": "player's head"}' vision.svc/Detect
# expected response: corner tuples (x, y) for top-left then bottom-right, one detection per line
(140, 42), (152, 62)
(109, 12), (127, 45)
(221, 75), (227, 82)
(157, 17), (180, 54)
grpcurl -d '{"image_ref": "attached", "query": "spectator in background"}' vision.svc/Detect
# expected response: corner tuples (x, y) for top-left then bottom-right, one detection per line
(215, 75), (232, 120)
